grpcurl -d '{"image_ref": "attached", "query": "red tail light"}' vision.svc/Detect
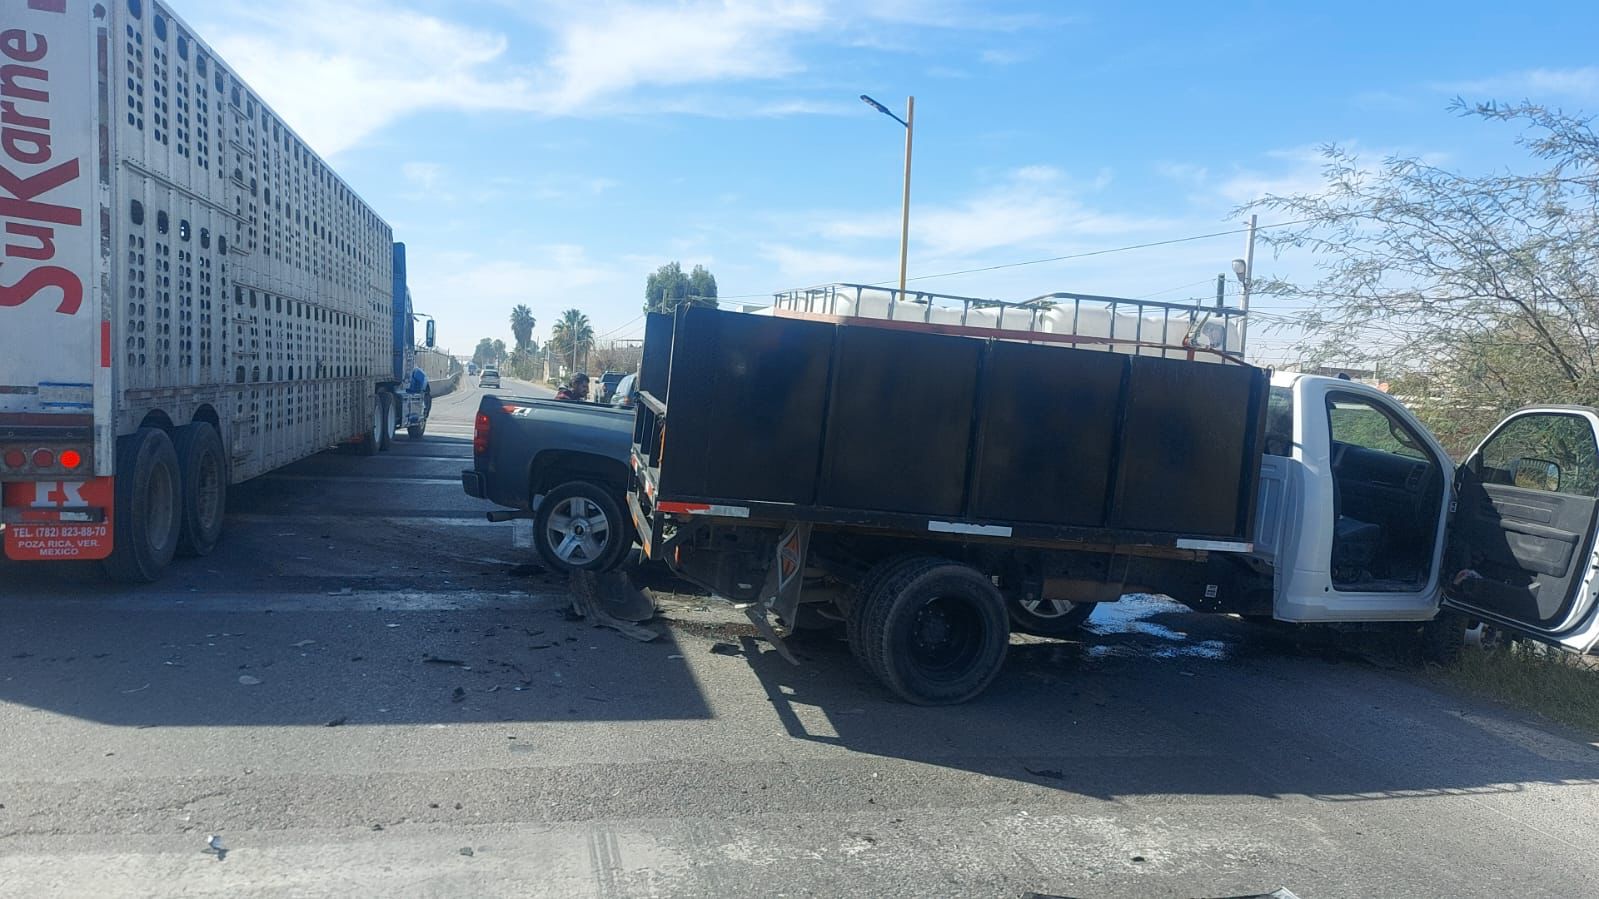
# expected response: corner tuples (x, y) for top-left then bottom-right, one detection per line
(60, 450), (83, 470)
(473, 412), (490, 454)
(32, 449), (55, 468)
(2, 450), (24, 469)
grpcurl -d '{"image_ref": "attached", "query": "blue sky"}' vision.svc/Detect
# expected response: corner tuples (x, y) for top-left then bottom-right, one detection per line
(175, 0), (1599, 363)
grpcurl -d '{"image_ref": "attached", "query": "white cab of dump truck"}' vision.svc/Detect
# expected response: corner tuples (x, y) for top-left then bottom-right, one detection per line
(1, 1), (397, 581)
(1257, 372), (1599, 652)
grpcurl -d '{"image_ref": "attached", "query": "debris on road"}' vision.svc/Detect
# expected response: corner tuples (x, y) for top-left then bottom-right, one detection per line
(292, 640), (317, 648)
(1025, 768), (1064, 780)
(451, 687), (466, 703)
(423, 656), (467, 667)
(709, 643), (742, 657)
(327, 587), (353, 596)
(459, 847), (475, 857)
(325, 716), (347, 727)
(569, 570), (658, 642)
(120, 683), (150, 694)
(237, 675), (263, 686)
(204, 835), (227, 861)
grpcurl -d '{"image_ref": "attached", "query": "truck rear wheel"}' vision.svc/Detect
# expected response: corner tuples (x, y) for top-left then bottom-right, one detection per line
(1007, 597), (1097, 638)
(845, 554), (923, 671)
(858, 558), (1011, 705)
(173, 422), (226, 558)
(534, 481), (629, 573)
(102, 428), (183, 583)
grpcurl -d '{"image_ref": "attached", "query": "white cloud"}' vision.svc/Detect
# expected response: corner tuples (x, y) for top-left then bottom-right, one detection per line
(1442, 67), (1599, 100)
(402, 162), (444, 190)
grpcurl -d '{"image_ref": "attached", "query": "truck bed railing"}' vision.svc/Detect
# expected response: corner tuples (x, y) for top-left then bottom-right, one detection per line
(772, 283), (1248, 362)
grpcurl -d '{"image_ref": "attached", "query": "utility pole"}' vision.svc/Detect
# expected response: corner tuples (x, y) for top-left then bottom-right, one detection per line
(860, 94), (915, 299)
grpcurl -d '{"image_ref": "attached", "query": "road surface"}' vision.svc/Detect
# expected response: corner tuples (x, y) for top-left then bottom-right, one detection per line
(4, 377), (1599, 898)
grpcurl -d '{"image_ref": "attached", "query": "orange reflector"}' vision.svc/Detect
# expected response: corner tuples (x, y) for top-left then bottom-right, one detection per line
(60, 450), (83, 470)
(31, 449), (54, 469)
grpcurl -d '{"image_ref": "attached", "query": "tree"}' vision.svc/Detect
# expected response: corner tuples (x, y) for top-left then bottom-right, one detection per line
(548, 309), (595, 374)
(472, 338), (497, 369)
(1244, 100), (1599, 454)
(591, 343), (643, 374)
(645, 261), (718, 314)
(510, 305), (536, 352)
(491, 339), (507, 366)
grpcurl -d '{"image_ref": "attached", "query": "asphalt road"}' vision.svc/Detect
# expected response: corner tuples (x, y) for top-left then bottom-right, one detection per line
(4, 379), (1599, 897)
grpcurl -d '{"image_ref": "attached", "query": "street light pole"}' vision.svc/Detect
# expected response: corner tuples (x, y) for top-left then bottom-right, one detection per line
(861, 94), (915, 298)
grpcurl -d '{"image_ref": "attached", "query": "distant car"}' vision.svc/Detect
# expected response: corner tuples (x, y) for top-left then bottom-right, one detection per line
(597, 370), (626, 404)
(467, 363), (479, 376)
(610, 373), (638, 409)
(479, 367), (501, 389)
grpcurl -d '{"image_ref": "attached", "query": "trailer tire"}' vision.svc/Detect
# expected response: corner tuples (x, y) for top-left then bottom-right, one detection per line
(1007, 597), (1097, 638)
(173, 422), (227, 558)
(358, 394), (382, 456)
(533, 481), (629, 573)
(379, 394), (395, 451)
(859, 558), (1011, 705)
(102, 428), (183, 584)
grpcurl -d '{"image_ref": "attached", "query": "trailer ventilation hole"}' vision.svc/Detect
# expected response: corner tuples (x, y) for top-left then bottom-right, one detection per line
(130, 200), (144, 225)
(156, 211), (169, 235)
(179, 220), (190, 242)
(153, 14), (167, 40)
(127, 0), (142, 19)
(200, 229), (210, 249)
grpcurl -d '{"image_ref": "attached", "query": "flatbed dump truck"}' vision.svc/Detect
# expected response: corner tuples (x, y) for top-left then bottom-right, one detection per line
(0, 1), (431, 582)
(628, 286), (1599, 704)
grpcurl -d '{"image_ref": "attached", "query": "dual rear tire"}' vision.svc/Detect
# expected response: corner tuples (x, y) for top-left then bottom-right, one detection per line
(102, 422), (226, 583)
(846, 557), (1012, 705)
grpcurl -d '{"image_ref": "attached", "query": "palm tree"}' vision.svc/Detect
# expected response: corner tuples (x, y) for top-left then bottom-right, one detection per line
(549, 308), (594, 375)
(509, 305), (536, 352)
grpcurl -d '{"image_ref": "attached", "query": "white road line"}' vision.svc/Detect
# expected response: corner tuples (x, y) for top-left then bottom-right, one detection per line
(11, 588), (571, 613)
(226, 513), (500, 527)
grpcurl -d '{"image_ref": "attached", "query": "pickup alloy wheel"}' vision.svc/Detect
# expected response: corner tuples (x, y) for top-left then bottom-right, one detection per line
(1007, 597), (1097, 639)
(534, 481), (627, 573)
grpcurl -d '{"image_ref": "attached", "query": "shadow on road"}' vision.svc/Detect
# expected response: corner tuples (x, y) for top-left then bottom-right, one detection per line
(729, 595), (1599, 802)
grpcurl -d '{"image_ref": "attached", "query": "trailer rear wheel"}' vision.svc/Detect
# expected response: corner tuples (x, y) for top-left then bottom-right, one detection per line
(859, 559), (1011, 705)
(1007, 597), (1097, 638)
(102, 428), (183, 583)
(379, 394), (395, 451)
(534, 481), (629, 573)
(173, 422), (226, 558)
(358, 394), (382, 456)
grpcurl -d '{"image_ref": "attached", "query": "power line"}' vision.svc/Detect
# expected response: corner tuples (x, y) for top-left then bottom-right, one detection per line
(715, 218), (1315, 301)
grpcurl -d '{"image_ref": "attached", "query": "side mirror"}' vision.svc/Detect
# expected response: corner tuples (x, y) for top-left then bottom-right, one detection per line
(425, 320), (436, 348)
(1512, 457), (1562, 492)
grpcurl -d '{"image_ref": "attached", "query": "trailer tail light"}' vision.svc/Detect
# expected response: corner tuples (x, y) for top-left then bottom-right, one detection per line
(31, 449), (55, 469)
(3, 450), (24, 470)
(60, 450), (83, 471)
(473, 412), (490, 454)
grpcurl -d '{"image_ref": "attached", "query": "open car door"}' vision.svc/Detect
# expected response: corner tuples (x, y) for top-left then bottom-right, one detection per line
(1447, 407), (1599, 652)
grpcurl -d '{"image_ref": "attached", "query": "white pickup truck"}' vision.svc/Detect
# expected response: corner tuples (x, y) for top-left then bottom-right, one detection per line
(1248, 370), (1599, 653)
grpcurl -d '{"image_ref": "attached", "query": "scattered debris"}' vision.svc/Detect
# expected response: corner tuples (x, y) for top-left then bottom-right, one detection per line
(1025, 768), (1064, 780)
(327, 587), (353, 596)
(667, 654), (685, 660)
(423, 657), (466, 667)
(371, 824), (384, 831)
(385, 623), (401, 628)
(709, 643), (742, 657)
(120, 683), (151, 694)
(459, 847), (475, 857)
(292, 640), (317, 648)
(451, 687), (466, 703)
(325, 716), (348, 727)
(204, 834), (227, 861)
(568, 570), (659, 641)
(238, 675), (263, 686)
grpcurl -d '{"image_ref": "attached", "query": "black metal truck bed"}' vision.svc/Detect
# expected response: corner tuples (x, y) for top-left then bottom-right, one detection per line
(630, 307), (1268, 550)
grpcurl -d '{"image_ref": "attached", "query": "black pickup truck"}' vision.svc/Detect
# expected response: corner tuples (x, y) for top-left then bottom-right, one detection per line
(461, 394), (635, 572)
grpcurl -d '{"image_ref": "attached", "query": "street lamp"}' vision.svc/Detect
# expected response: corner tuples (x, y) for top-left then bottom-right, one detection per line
(860, 93), (914, 299)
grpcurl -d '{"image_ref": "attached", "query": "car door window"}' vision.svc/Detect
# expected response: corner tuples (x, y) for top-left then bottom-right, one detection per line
(1475, 413), (1599, 498)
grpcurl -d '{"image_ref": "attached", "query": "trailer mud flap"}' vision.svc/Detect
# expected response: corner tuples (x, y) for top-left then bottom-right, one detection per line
(2, 477), (114, 560)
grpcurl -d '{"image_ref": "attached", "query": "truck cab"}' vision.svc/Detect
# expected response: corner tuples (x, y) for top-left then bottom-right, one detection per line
(1258, 372), (1599, 652)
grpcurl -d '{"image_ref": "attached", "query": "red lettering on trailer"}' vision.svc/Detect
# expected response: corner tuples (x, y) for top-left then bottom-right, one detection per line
(27, 2), (68, 13)
(3, 477), (114, 561)
(0, 14), (85, 318)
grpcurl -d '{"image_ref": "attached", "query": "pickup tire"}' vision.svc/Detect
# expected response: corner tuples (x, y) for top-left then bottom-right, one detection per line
(1007, 597), (1096, 638)
(173, 422), (227, 558)
(534, 481), (629, 573)
(858, 558), (1011, 705)
(102, 428), (183, 583)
